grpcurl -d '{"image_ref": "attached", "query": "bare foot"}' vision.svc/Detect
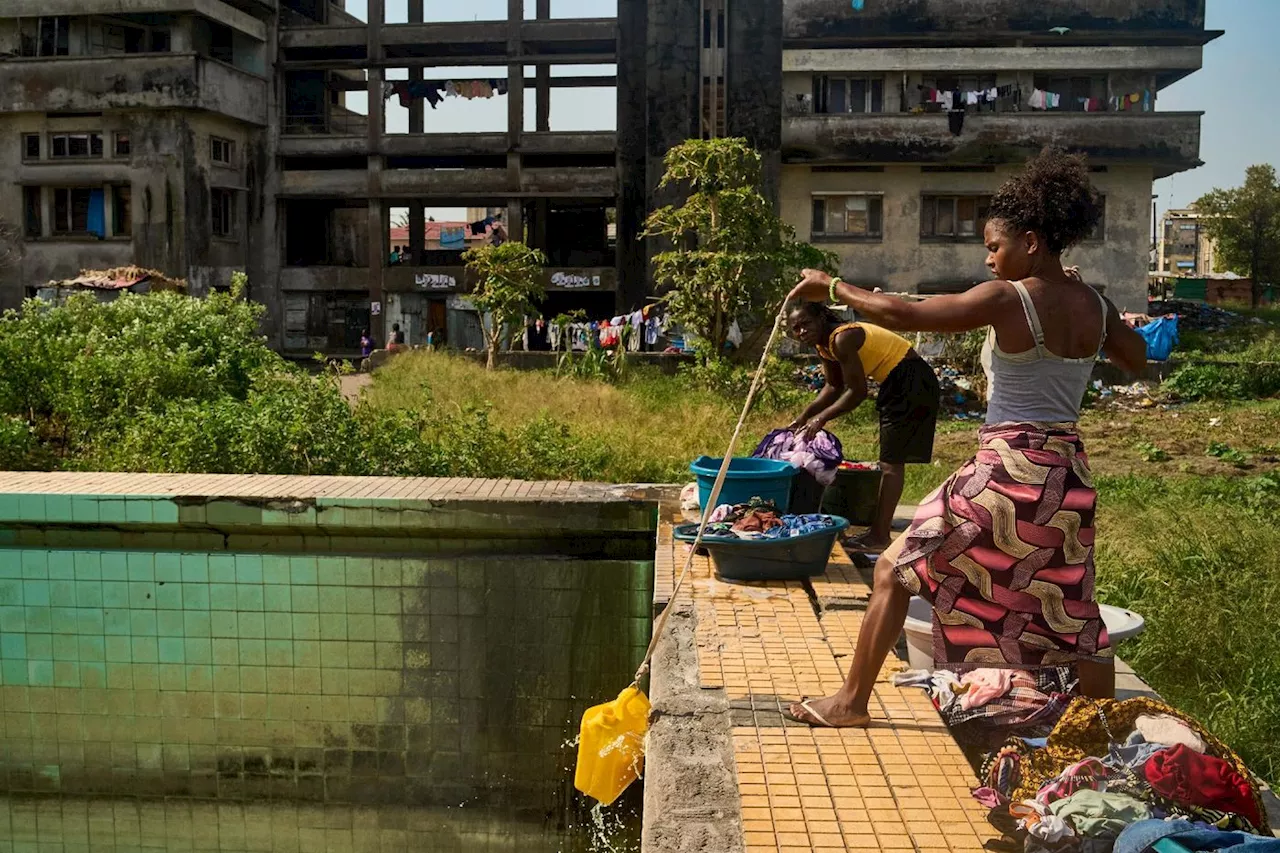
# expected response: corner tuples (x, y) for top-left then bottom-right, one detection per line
(786, 695), (872, 728)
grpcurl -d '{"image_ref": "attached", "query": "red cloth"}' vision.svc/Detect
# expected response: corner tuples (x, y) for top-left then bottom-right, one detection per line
(1143, 744), (1260, 828)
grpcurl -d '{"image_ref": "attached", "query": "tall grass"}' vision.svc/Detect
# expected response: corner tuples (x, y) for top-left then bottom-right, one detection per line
(1096, 473), (1280, 782)
(362, 350), (957, 495)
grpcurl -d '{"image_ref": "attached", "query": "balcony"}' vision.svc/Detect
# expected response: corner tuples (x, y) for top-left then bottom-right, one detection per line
(0, 54), (268, 126)
(782, 111), (1203, 177)
(784, 0), (1211, 45)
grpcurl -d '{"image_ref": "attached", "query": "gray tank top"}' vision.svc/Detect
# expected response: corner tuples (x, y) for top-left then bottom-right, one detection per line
(981, 280), (1108, 426)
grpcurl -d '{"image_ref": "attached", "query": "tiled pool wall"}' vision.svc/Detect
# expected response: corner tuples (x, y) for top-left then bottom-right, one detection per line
(0, 489), (656, 839)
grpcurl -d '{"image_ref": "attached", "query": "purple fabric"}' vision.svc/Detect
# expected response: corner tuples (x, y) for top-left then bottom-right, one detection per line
(752, 429), (844, 487)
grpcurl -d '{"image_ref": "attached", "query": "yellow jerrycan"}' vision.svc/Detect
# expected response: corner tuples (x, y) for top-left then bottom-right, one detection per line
(574, 685), (651, 805)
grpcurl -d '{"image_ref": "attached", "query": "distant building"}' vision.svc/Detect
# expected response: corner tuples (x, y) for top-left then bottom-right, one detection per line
(1157, 205), (1220, 277)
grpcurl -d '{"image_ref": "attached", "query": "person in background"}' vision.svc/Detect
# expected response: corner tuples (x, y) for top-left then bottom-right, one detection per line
(360, 329), (375, 358)
(782, 147), (1148, 730)
(388, 322), (407, 351)
(786, 301), (941, 551)
(389, 247), (401, 266)
(527, 318), (551, 352)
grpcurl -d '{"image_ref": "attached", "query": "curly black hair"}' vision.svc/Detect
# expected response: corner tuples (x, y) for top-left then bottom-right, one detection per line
(787, 300), (844, 327)
(987, 147), (1102, 254)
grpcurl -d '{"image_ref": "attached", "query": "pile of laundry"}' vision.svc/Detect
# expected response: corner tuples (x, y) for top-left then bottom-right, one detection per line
(702, 499), (840, 541)
(974, 694), (1271, 852)
(752, 428), (844, 486)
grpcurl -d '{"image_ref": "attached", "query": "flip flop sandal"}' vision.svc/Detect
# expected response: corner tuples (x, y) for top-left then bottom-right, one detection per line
(784, 698), (835, 728)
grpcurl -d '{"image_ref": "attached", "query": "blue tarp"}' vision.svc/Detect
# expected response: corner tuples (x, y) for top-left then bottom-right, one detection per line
(1135, 315), (1179, 362)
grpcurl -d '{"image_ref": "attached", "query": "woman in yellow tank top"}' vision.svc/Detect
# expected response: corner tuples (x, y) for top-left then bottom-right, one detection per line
(786, 301), (941, 550)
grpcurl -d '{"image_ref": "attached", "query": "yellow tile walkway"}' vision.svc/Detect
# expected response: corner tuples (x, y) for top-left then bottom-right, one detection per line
(657, 517), (1000, 853)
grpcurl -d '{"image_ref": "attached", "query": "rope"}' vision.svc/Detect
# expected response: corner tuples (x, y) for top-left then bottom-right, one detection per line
(632, 304), (790, 685)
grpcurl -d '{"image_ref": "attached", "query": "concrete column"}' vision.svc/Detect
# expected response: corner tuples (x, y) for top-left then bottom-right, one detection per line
(408, 203), (424, 265)
(40, 187), (52, 238)
(507, 0), (525, 149)
(367, 0), (386, 341)
(727, 0), (783, 204)
(506, 198), (524, 245)
(535, 0), (551, 132)
(102, 183), (114, 239)
(408, 0), (424, 139)
(615, 0), (651, 312)
(170, 14), (195, 53)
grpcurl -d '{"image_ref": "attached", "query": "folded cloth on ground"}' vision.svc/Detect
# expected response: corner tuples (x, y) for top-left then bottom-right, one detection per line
(1103, 732), (1167, 775)
(1134, 713), (1207, 753)
(960, 668), (1015, 710)
(1114, 818), (1280, 853)
(1143, 744), (1262, 830)
(752, 428), (844, 486)
(943, 666), (1075, 731)
(1048, 790), (1151, 839)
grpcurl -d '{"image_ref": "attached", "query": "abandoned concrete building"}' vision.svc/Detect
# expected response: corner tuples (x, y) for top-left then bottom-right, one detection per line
(0, 0), (1217, 354)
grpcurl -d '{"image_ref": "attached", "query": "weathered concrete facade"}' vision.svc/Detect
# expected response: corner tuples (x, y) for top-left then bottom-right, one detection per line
(1, 0), (1217, 342)
(777, 0), (1218, 310)
(0, 2), (273, 308)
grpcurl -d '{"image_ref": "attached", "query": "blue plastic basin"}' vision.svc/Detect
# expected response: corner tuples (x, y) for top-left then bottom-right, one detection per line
(689, 456), (797, 512)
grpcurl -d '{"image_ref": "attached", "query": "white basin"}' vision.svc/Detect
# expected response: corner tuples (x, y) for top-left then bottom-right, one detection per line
(902, 596), (1146, 670)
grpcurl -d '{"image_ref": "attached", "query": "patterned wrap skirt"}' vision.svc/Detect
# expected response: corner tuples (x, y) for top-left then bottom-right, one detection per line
(892, 423), (1113, 668)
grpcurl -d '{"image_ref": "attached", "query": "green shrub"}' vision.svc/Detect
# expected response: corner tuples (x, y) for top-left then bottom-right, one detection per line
(1164, 362), (1280, 402)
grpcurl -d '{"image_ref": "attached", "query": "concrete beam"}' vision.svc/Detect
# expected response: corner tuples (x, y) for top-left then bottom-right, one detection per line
(0, 0), (267, 41)
(280, 167), (618, 198)
(783, 45), (1204, 76)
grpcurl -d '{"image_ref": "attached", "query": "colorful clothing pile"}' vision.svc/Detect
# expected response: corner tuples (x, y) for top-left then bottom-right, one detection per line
(894, 666), (1075, 734)
(752, 428), (844, 487)
(703, 500), (840, 541)
(973, 697), (1271, 851)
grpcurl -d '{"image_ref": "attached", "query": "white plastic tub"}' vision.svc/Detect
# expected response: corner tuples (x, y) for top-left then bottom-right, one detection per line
(902, 596), (1146, 671)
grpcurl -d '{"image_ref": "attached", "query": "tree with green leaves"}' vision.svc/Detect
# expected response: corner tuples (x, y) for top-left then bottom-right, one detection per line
(644, 138), (836, 360)
(463, 241), (548, 369)
(1194, 164), (1280, 307)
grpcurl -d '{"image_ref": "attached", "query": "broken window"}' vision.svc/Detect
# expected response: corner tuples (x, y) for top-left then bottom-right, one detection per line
(813, 76), (884, 115)
(150, 29), (171, 52)
(23, 135), (40, 161)
(112, 185), (132, 237)
(24, 187), (42, 238)
(53, 188), (101, 236)
(114, 133), (131, 157)
(810, 195), (884, 238)
(211, 137), (234, 166)
(91, 23), (147, 55)
(38, 17), (71, 57)
(920, 195), (992, 239)
(209, 23), (234, 64)
(211, 189), (236, 237)
(50, 133), (104, 159)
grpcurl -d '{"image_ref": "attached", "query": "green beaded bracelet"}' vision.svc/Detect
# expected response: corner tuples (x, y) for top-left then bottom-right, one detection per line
(829, 277), (843, 303)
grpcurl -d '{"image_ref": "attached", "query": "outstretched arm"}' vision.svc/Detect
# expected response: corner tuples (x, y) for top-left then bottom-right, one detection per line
(1101, 297), (1148, 376)
(788, 269), (1012, 335)
(791, 359), (843, 429)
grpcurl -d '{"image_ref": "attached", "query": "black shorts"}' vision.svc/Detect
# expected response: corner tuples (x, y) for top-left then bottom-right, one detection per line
(876, 357), (941, 465)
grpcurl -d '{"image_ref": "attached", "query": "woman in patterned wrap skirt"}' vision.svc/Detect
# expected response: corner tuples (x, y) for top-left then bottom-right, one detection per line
(784, 148), (1150, 728)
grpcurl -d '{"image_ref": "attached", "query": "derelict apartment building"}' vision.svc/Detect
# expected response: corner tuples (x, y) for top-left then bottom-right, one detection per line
(0, 0), (1216, 353)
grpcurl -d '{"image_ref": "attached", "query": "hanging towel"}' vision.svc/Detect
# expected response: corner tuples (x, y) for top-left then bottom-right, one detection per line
(1028, 89), (1047, 109)
(86, 189), (105, 238)
(948, 109), (965, 135)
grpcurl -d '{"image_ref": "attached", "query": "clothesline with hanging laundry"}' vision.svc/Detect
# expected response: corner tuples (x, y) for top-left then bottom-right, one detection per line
(919, 84), (1017, 111)
(383, 78), (511, 109)
(548, 304), (668, 352)
(1029, 88), (1153, 112)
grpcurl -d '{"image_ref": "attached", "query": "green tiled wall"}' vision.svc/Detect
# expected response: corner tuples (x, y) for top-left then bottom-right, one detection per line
(0, 491), (655, 834)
